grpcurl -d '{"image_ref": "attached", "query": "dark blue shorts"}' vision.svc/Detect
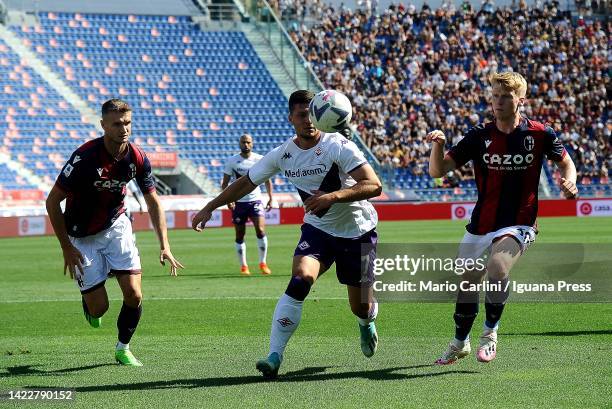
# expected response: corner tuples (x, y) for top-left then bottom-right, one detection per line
(232, 200), (265, 225)
(293, 223), (378, 287)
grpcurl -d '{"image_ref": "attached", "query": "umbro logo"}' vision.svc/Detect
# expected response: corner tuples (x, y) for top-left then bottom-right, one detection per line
(485, 140), (492, 148)
(277, 317), (295, 327)
(298, 241), (310, 250)
(282, 152), (292, 160)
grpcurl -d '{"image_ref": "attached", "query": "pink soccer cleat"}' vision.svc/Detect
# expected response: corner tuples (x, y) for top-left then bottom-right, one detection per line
(476, 330), (498, 363)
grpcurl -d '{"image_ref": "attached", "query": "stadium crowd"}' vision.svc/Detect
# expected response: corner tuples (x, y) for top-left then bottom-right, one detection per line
(286, 1), (610, 185)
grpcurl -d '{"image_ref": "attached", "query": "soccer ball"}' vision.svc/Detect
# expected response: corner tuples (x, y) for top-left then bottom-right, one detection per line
(308, 89), (352, 133)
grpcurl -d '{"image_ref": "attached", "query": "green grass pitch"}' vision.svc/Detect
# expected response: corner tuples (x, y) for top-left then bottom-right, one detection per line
(1, 217), (610, 408)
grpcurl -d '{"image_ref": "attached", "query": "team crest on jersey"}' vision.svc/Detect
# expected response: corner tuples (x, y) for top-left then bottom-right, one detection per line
(315, 147), (323, 156)
(298, 241), (310, 250)
(129, 163), (137, 178)
(524, 135), (534, 151)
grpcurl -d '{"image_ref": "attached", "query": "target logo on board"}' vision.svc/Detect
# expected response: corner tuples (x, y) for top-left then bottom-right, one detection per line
(579, 202), (592, 215)
(451, 204), (475, 220)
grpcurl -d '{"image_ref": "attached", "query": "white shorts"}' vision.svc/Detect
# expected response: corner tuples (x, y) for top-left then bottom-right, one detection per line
(69, 213), (141, 293)
(457, 225), (537, 261)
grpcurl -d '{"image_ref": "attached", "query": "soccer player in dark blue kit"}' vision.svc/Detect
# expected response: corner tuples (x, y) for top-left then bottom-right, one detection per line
(46, 99), (184, 366)
(427, 72), (578, 364)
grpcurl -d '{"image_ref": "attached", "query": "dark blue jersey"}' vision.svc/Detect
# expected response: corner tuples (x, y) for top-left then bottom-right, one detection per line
(447, 117), (566, 235)
(55, 137), (156, 237)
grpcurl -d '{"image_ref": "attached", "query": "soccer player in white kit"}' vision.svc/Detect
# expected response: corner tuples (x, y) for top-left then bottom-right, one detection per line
(222, 133), (274, 276)
(192, 90), (382, 378)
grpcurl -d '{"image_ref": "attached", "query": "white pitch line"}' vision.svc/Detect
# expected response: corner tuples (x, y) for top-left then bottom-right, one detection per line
(0, 296), (347, 303)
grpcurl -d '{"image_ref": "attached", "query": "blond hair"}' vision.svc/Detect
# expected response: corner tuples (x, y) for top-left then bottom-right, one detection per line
(489, 72), (527, 98)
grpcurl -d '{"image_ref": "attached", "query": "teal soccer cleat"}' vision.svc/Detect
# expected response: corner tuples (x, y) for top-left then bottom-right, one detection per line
(359, 322), (378, 358)
(256, 352), (282, 379)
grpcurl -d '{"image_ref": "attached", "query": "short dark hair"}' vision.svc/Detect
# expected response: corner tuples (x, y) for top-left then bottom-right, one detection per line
(101, 98), (132, 116)
(288, 90), (314, 113)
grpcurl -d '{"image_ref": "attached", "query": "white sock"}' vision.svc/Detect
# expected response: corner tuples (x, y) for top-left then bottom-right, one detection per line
(116, 341), (129, 350)
(484, 321), (499, 332)
(235, 242), (247, 266)
(452, 337), (468, 348)
(257, 236), (268, 264)
(357, 300), (378, 326)
(269, 293), (303, 359)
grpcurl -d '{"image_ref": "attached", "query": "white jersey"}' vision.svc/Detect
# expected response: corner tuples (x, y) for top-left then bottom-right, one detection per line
(223, 153), (264, 202)
(248, 133), (378, 238)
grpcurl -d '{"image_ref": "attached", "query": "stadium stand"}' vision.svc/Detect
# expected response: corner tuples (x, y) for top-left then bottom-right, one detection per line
(287, 0), (610, 198)
(0, 1), (608, 202)
(4, 12), (297, 193)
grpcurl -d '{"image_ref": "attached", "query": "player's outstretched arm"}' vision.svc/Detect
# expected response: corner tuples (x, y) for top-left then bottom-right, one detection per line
(192, 175), (257, 231)
(45, 185), (84, 279)
(143, 191), (184, 276)
(304, 164), (382, 214)
(427, 130), (457, 178)
(555, 154), (578, 199)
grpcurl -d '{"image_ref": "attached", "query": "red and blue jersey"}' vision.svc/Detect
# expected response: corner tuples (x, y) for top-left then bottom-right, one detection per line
(55, 137), (156, 237)
(447, 117), (567, 235)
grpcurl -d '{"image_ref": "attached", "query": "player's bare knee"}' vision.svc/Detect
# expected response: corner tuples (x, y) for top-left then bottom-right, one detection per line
(291, 269), (316, 285)
(123, 288), (143, 307)
(487, 257), (510, 280)
(462, 267), (485, 283)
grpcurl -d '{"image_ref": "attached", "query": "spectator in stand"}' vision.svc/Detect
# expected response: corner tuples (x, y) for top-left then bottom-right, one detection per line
(288, 1), (610, 187)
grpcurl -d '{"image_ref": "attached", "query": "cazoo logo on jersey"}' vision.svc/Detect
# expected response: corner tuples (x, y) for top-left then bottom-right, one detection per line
(94, 179), (127, 192)
(483, 153), (535, 165)
(284, 164), (327, 178)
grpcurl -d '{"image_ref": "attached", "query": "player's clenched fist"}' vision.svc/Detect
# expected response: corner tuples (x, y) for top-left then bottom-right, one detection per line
(426, 130), (446, 146)
(191, 208), (212, 231)
(559, 177), (578, 199)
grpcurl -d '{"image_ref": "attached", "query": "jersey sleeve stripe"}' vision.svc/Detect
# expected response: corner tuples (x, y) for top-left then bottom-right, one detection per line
(347, 162), (366, 174)
(245, 171), (257, 187)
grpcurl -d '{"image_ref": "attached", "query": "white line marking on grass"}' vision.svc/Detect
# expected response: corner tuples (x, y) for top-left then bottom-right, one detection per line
(0, 296), (347, 303)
